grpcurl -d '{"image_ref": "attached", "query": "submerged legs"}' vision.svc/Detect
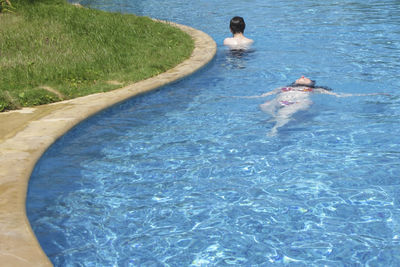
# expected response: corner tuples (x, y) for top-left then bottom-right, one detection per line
(262, 100), (312, 136)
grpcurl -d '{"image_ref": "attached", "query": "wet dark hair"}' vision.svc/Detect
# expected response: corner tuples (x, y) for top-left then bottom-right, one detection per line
(289, 80), (333, 91)
(290, 80), (316, 88)
(230, 16), (246, 34)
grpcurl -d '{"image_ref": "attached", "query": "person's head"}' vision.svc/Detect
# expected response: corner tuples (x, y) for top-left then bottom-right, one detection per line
(295, 76), (316, 87)
(230, 16), (246, 34)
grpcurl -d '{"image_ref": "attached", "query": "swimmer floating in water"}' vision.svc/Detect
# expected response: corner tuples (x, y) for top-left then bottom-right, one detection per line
(223, 16), (254, 49)
(246, 76), (387, 136)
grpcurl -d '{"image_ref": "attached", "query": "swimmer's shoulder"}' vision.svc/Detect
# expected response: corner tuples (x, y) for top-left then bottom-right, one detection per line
(223, 37), (254, 47)
(243, 37), (254, 44)
(223, 37), (237, 46)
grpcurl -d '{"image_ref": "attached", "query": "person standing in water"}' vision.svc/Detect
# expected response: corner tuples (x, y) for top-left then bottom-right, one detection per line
(247, 76), (386, 136)
(223, 16), (254, 49)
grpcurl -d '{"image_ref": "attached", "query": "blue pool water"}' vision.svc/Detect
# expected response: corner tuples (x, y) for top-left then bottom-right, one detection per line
(27, 0), (400, 266)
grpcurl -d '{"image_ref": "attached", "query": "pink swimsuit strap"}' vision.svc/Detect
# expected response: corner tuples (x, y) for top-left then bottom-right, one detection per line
(281, 87), (292, 92)
(281, 87), (313, 92)
(279, 100), (296, 106)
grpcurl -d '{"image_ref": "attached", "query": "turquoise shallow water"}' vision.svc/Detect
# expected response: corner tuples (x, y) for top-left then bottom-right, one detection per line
(27, 0), (400, 266)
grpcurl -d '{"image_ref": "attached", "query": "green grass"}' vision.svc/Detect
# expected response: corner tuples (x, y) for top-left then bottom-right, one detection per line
(0, 0), (194, 111)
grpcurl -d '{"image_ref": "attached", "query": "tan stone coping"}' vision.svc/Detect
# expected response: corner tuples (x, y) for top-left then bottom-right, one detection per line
(0, 22), (216, 266)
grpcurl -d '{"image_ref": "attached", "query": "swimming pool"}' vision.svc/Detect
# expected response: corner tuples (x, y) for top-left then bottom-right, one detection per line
(27, 0), (400, 265)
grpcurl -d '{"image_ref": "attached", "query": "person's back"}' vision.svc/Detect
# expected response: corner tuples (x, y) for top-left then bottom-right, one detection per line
(223, 16), (253, 48)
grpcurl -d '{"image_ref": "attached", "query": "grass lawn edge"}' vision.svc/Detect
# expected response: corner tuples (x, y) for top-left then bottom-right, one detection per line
(0, 1), (195, 112)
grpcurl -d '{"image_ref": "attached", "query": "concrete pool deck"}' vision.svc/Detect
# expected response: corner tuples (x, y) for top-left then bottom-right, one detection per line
(0, 22), (216, 266)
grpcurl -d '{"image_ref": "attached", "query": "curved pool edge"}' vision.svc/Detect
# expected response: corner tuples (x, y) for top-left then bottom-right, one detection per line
(0, 22), (216, 266)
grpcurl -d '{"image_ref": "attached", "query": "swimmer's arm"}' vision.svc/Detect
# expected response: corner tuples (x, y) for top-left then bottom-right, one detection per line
(241, 88), (281, 98)
(314, 89), (348, 97)
(315, 88), (390, 97)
